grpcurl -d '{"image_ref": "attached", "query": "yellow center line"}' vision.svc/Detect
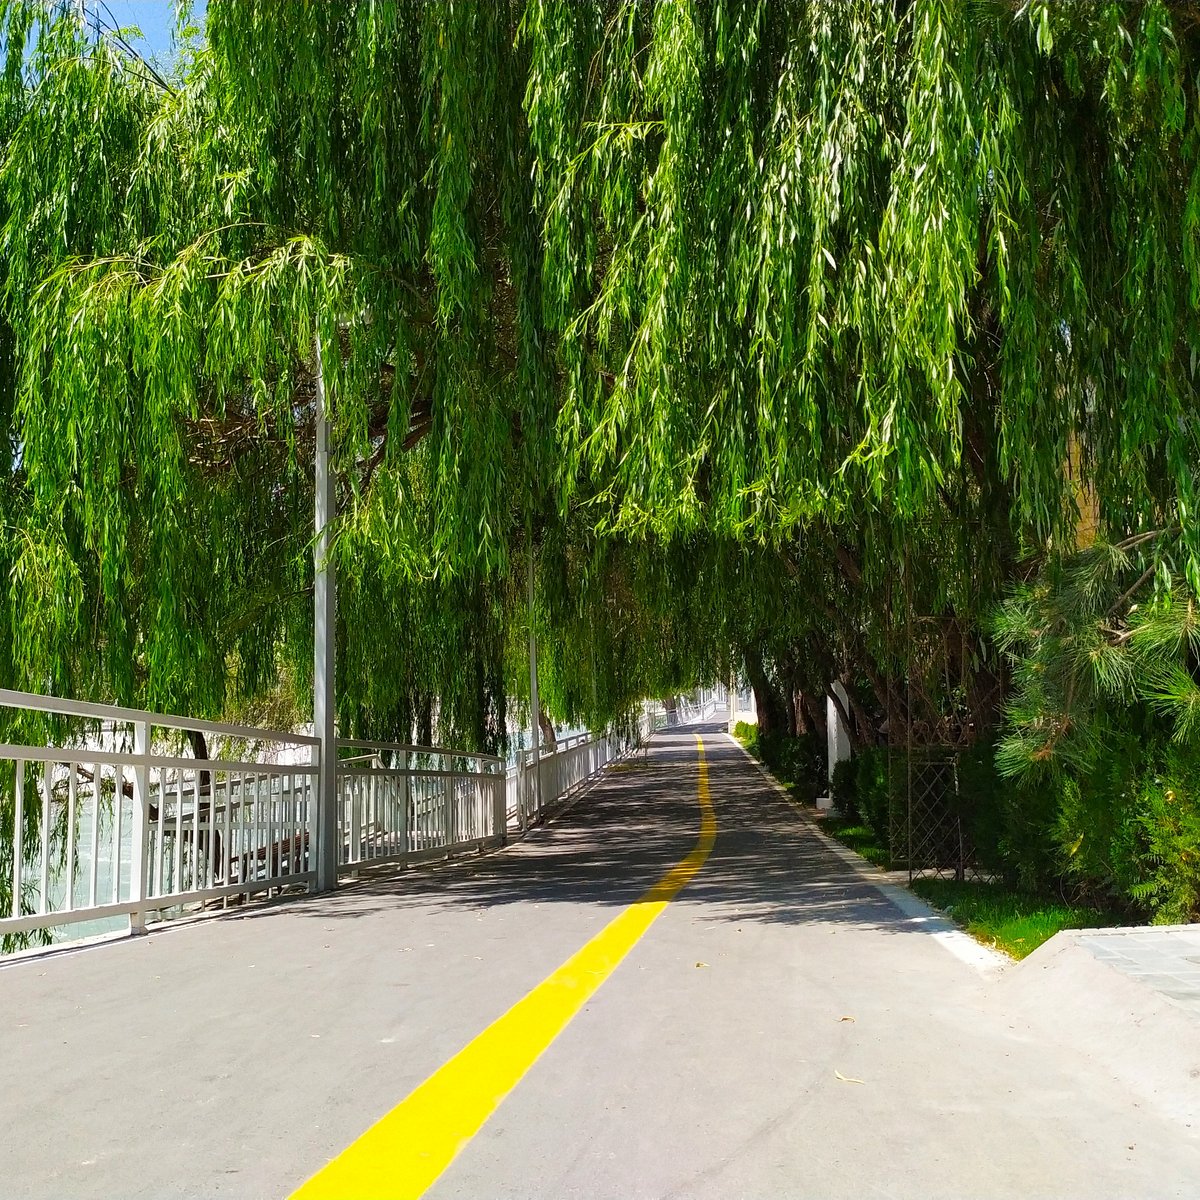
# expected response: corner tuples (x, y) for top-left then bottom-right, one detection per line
(289, 734), (716, 1200)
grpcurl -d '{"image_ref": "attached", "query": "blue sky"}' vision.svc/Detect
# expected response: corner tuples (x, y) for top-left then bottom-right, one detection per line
(98, 1), (204, 60)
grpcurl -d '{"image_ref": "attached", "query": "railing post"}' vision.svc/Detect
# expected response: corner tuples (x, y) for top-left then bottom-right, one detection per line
(399, 749), (410, 857)
(349, 776), (361, 865)
(492, 771), (506, 847)
(128, 718), (150, 934)
(520, 752), (530, 830)
(442, 776), (453, 848)
(313, 336), (339, 893)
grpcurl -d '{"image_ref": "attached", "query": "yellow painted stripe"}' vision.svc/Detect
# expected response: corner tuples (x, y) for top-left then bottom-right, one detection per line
(289, 734), (716, 1200)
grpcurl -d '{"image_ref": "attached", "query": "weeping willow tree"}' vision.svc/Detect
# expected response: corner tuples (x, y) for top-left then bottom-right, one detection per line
(521, 0), (1200, 759)
(3, 0), (1200, 770)
(0, 0), (728, 749)
(530, 0), (1199, 546)
(0, 1), (553, 747)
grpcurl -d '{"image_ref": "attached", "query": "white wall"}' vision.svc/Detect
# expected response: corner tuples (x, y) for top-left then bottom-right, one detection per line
(826, 681), (852, 783)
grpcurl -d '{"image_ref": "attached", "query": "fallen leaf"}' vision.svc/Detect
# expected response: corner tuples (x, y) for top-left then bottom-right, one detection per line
(834, 1070), (865, 1084)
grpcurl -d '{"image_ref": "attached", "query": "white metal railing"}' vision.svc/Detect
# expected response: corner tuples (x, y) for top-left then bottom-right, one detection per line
(0, 689), (319, 943)
(506, 707), (662, 832)
(672, 689), (723, 725)
(0, 687), (671, 951)
(334, 739), (505, 873)
(642, 702), (668, 735)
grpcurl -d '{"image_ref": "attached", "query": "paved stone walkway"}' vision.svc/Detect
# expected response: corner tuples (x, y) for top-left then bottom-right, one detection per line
(1076, 926), (1200, 1017)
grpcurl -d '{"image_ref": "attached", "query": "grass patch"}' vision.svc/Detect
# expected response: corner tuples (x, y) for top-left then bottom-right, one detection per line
(823, 819), (890, 868)
(909, 879), (1127, 959)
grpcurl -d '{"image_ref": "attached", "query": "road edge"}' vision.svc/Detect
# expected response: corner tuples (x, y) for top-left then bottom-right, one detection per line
(722, 732), (1008, 976)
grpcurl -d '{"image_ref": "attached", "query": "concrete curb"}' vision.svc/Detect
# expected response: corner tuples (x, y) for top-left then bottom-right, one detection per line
(722, 732), (1008, 976)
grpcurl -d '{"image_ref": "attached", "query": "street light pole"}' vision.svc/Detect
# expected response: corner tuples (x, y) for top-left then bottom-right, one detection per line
(313, 338), (338, 892)
(527, 537), (541, 817)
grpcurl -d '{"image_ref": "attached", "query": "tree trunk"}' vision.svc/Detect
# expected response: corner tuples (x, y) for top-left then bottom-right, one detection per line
(744, 643), (788, 738)
(841, 684), (876, 749)
(794, 691), (809, 735)
(827, 684), (856, 752)
(800, 691), (828, 741)
(186, 729), (212, 789)
(537, 706), (557, 749)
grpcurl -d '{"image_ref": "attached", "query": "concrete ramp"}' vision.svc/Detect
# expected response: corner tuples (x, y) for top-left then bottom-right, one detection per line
(998, 925), (1200, 1125)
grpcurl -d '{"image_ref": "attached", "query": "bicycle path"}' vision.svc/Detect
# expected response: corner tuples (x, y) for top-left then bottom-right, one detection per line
(2, 725), (1198, 1198)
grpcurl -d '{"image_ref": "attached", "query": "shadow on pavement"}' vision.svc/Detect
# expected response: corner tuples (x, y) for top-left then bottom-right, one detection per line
(227, 723), (930, 940)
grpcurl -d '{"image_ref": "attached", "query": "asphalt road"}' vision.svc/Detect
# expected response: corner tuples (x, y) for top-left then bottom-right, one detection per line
(2, 725), (1198, 1199)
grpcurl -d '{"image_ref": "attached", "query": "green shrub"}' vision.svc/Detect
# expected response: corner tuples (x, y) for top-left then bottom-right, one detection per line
(733, 720), (757, 748)
(956, 738), (1013, 881)
(835, 719), (1200, 927)
(985, 717), (1200, 923)
(1129, 743), (1200, 924)
(992, 774), (1060, 892)
(756, 730), (825, 802)
(831, 757), (859, 822)
(854, 746), (890, 846)
(1051, 723), (1145, 905)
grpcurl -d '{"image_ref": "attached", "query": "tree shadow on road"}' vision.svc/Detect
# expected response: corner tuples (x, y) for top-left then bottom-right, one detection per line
(232, 724), (948, 943)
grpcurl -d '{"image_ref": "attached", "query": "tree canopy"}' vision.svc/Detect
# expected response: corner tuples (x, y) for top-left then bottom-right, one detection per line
(0, 0), (1198, 776)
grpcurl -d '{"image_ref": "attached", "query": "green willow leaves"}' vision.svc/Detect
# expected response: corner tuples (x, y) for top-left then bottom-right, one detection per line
(0, 0), (1197, 763)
